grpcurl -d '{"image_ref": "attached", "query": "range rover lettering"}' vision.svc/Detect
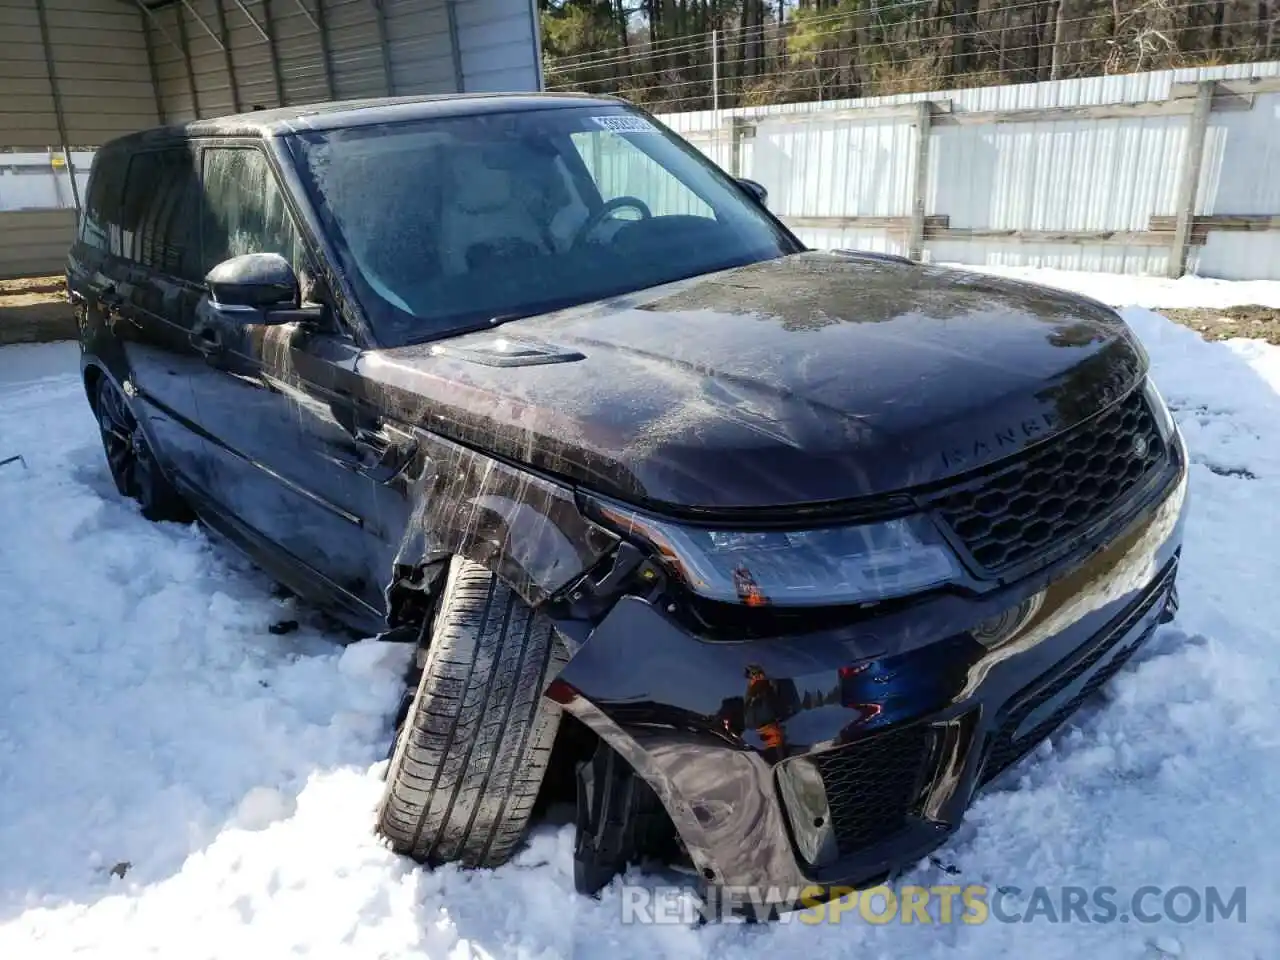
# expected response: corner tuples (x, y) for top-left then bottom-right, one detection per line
(67, 94), (1188, 913)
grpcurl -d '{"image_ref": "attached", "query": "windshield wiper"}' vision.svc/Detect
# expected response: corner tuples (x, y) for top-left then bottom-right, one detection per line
(486, 310), (547, 326)
(466, 302), (593, 334)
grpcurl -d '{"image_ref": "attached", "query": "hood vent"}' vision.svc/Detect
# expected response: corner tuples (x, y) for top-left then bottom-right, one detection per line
(430, 337), (585, 368)
(830, 249), (915, 266)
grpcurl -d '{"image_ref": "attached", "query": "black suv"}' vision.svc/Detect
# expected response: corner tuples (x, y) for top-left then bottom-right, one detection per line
(68, 93), (1187, 912)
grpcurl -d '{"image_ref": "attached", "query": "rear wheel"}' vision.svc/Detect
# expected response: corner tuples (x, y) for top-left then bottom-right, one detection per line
(93, 376), (192, 523)
(378, 557), (568, 867)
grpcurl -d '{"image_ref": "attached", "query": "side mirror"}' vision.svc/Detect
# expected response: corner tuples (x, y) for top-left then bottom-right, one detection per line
(206, 253), (299, 311)
(737, 177), (768, 207)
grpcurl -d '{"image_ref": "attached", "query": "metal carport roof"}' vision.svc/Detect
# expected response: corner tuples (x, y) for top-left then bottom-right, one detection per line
(0, 0), (544, 277)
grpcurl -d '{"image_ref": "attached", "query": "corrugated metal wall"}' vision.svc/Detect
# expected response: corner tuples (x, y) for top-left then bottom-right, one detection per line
(923, 111), (1188, 275)
(1, 149), (91, 213)
(0, 2), (59, 149)
(386, 0), (457, 95)
(661, 60), (1280, 280)
(0, 208), (77, 279)
(1196, 89), (1280, 278)
(0, 0), (542, 278)
(145, 0), (540, 123)
(751, 115), (918, 255)
(0, 0), (159, 149)
(0, 0), (159, 276)
(455, 0), (541, 92)
(275, 1), (332, 105)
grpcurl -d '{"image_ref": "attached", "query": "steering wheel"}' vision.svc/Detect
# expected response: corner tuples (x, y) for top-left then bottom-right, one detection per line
(574, 196), (653, 246)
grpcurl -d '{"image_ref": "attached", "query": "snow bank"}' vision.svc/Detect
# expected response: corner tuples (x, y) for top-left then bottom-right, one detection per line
(2, 268), (1279, 958)
(951, 264), (1280, 311)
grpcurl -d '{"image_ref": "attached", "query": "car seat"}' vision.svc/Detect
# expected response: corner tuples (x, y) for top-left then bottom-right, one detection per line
(438, 148), (552, 274)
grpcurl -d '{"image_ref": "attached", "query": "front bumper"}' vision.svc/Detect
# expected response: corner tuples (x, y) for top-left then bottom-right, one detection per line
(553, 456), (1188, 905)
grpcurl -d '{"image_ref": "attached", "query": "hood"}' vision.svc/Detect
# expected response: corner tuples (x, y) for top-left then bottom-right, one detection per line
(366, 252), (1145, 513)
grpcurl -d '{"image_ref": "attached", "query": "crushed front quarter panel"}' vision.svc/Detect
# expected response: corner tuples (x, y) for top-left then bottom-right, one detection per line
(376, 406), (620, 609)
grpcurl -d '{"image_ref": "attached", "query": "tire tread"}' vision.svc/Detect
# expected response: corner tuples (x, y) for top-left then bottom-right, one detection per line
(377, 558), (567, 868)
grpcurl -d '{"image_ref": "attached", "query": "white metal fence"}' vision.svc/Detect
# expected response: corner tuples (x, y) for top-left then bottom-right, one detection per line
(657, 60), (1280, 280)
(0, 149), (90, 213)
(0, 148), (90, 278)
(6, 62), (1280, 280)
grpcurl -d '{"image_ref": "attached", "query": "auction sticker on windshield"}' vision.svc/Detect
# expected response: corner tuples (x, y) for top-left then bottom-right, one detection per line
(590, 115), (659, 134)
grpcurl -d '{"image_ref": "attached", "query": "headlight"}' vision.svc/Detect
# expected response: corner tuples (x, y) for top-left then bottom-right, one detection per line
(590, 500), (962, 607)
(1143, 376), (1179, 443)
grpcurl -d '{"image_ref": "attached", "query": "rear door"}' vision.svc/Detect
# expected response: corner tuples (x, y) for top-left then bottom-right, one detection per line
(69, 148), (128, 373)
(188, 142), (394, 623)
(106, 147), (212, 487)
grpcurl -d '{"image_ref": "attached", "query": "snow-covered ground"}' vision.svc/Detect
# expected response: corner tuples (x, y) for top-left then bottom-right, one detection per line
(954, 264), (1280, 312)
(2, 269), (1279, 959)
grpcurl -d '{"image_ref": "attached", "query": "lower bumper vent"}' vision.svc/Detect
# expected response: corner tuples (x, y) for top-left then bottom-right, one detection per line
(810, 723), (934, 856)
(981, 557), (1178, 784)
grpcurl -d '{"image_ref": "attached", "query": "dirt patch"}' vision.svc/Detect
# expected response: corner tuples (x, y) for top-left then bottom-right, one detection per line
(1157, 305), (1280, 345)
(0, 277), (76, 346)
(0, 275), (64, 296)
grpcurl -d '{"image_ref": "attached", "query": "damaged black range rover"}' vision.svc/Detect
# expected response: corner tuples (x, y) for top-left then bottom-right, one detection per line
(69, 93), (1187, 911)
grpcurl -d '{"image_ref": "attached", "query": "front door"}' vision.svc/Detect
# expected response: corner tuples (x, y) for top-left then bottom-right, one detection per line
(186, 143), (395, 626)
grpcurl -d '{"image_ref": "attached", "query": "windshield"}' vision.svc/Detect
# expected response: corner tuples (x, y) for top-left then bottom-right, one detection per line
(287, 105), (800, 346)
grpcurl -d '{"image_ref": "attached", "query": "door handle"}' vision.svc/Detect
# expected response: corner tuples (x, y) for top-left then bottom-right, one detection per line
(350, 424), (418, 483)
(190, 325), (223, 356)
(98, 284), (124, 323)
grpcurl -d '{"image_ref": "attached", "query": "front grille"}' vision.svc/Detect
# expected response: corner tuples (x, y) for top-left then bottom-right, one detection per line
(980, 558), (1177, 784)
(811, 723), (934, 856)
(931, 387), (1166, 575)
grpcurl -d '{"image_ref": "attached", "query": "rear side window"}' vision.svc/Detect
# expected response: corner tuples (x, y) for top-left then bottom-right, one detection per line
(119, 148), (200, 280)
(80, 153), (125, 254)
(200, 147), (302, 275)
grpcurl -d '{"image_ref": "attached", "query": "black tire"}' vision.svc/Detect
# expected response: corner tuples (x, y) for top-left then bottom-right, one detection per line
(378, 557), (568, 868)
(93, 375), (193, 524)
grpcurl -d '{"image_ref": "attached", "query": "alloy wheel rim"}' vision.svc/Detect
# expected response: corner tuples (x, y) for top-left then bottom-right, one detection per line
(97, 381), (139, 498)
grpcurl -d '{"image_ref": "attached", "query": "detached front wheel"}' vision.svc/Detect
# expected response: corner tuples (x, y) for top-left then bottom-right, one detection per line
(378, 557), (568, 868)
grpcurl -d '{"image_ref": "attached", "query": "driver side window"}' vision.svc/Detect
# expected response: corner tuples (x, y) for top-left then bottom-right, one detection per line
(571, 130), (714, 220)
(200, 146), (303, 276)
